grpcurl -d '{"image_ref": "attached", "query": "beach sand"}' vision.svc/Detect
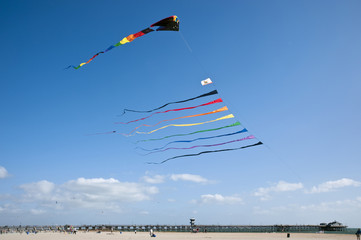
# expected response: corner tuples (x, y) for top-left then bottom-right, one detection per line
(0, 232), (355, 240)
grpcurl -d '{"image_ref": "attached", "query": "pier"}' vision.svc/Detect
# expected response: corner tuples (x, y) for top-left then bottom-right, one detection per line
(0, 222), (348, 234)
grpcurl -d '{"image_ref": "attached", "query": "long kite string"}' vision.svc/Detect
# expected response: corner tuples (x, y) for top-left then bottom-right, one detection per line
(178, 29), (304, 181)
(179, 30), (263, 144)
(179, 31), (211, 78)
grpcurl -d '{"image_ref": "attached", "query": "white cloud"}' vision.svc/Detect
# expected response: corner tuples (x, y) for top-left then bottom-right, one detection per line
(254, 197), (361, 216)
(139, 211), (149, 215)
(141, 173), (211, 184)
(308, 178), (361, 193)
(63, 178), (158, 203)
(30, 209), (46, 215)
(170, 174), (209, 183)
(18, 177), (159, 210)
(254, 181), (304, 201)
(300, 199), (361, 213)
(142, 175), (165, 184)
(194, 194), (243, 205)
(0, 166), (9, 179)
(253, 206), (272, 215)
(20, 180), (55, 195)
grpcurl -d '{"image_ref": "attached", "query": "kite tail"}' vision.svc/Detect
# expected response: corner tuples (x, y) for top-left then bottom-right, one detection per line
(118, 109), (127, 117)
(86, 130), (116, 136)
(65, 65), (78, 70)
(67, 16), (179, 70)
(69, 51), (105, 69)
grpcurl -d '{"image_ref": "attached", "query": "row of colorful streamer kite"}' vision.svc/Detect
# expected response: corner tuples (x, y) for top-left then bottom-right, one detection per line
(108, 78), (263, 164)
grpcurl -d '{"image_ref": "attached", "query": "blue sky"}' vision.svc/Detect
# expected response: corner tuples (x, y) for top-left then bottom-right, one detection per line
(1, 0), (361, 227)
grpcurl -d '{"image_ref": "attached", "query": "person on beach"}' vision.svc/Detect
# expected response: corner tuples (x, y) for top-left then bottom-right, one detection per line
(150, 228), (156, 237)
(356, 228), (361, 240)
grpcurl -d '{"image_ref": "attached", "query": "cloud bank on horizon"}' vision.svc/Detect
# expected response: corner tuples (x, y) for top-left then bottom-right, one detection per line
(1, 172), (360, 226)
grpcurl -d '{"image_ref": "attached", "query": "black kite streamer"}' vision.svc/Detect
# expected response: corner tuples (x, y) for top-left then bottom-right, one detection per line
(120, 90), (218, 116)
(142, 135), (255, 155)
(146, 141), (264, 164)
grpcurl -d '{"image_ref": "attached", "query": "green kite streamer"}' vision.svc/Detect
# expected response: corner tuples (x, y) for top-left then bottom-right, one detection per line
(136, 121), (241, 143)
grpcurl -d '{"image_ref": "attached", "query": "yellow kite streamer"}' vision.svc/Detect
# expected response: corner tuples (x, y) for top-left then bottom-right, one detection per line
(131, 114), (234, 135)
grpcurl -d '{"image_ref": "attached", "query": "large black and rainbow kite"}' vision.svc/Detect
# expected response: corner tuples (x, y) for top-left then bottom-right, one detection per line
(67, 16), (179, 69)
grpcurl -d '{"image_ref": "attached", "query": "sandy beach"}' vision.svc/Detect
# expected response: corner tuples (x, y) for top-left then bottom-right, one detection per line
(0, 232), (356, 240)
